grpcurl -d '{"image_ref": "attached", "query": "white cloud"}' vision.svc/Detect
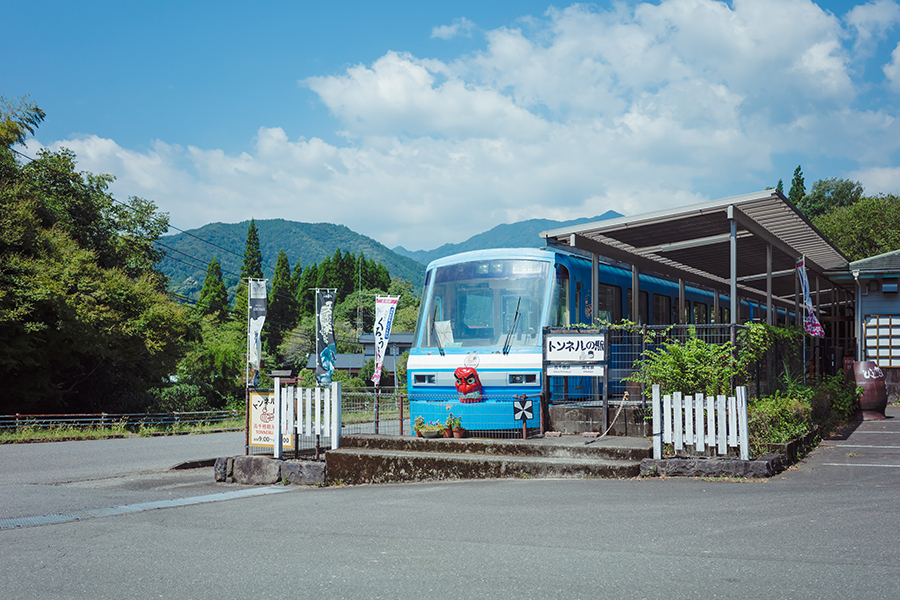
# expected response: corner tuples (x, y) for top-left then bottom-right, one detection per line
(431, 17), (475, 40)
(845, 0), (900, 53)
(26, 1), (900, 251)
(885, 41), (900, 90)
(850, 165), (900, 193)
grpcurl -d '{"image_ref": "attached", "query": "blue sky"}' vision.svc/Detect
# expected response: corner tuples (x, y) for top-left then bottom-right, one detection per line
(5, 1), (900, 250)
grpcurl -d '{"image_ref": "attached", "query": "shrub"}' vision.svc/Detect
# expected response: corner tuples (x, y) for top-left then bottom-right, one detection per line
(625, 329), (738, 396)
(747, 392), (812, 457)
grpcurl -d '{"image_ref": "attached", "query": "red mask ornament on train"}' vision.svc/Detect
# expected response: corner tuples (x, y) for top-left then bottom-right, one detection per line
(454, 367), (483, 403)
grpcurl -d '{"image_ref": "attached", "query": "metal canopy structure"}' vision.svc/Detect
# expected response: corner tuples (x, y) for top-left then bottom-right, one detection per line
(541, 190), (852, 324)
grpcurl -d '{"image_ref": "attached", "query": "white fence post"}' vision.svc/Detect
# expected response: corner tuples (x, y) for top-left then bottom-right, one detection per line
(331, 381), (342, 449)
(737, 386), (749, 460)
(274, 377), (283, 460)
(673, 392), (683, 452)
(716, 395), (727, 455)
(652, 384), (661, 459)
(694, 393), (705, 452)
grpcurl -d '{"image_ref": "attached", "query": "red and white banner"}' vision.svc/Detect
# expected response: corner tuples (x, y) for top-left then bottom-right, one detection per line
(796, 258), (824, 338)
(371, 296), (400, 386)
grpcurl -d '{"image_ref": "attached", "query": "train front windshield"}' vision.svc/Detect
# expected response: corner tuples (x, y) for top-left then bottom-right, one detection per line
(416, 259), (551, 350)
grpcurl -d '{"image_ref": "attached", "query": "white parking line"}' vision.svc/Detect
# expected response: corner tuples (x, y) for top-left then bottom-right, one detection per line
(851, 430), (900, 433)
(833, 444), (900, 449)
(823, 463), (900, 468)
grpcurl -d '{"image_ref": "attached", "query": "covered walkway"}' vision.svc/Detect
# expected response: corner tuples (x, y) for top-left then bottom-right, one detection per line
(541, 189), (855, 357)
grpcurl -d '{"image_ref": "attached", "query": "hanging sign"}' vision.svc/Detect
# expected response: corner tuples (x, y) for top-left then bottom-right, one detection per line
(247, 279), (267, 387)
(796, 258), (825, 338)
(371, 296), (400, 387)
(316, 289), (337, 386)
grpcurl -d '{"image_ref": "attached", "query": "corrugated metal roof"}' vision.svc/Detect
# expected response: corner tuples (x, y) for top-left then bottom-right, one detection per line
(541, 190), (851, 308)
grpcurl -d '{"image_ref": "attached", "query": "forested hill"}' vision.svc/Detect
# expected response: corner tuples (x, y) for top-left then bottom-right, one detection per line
(159, 219), (426, 300)
(393, 211), (623, 265)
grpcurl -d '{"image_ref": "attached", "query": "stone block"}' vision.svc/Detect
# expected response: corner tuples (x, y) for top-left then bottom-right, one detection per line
(214, 457), (229, 482)
(280, 460), (325, 485)
(232, 456), (281, 485)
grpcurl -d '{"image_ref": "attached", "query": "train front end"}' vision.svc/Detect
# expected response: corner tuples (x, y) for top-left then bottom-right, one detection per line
(406, 249), (557, 433)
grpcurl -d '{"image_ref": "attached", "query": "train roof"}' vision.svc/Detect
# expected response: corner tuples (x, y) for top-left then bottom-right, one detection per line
(424, 247), (563, 271)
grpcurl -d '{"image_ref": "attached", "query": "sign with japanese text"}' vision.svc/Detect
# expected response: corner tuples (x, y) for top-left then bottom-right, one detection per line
(372, 296), (399, 387)
(543, 331), (606, 363)
(249, 390), (292, 448)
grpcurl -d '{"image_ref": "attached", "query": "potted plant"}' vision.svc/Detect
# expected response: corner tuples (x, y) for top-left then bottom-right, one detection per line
(414, 415), (425, 437)
(446, 414), (465, 438)
(419, 420), (445, 438)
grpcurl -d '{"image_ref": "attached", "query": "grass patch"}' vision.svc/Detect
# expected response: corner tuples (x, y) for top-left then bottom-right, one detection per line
(0, 418), (245, 444)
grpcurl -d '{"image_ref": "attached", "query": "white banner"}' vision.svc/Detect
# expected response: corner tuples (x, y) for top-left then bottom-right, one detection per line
(371, 296), (399, 386)
(248, 279), (268, 386)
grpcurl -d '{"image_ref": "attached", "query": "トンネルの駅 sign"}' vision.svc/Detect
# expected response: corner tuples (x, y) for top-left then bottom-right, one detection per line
(543, 330), (606, 363)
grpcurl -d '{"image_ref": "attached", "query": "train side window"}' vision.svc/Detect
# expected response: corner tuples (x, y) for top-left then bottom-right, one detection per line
(721, 306), (730, 324)
(626, 289), (649, 324)
(683, 300), (692, 324)
(551, 265), (570, 327)
(694, 302), (708, 324)
(598, 283), (622, 323)
(653, 294), (671, 325)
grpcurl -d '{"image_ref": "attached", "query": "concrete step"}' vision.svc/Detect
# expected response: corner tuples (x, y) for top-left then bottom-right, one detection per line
(325, 447), (642, 484)
(338, 433), (651, 462)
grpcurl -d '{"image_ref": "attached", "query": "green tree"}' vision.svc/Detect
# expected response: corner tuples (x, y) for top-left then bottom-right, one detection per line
(196, 256), (229, 319)
(153, 315), (245, 411)
(295, 262), (318, 318)
(289, 259), (303, 313)
(788, 165), (805, 207)
(796, 177), (864, 219)
(775, 179), (783, 195)
(0, 95), (45, 147)
(266, 248), (295, 356)
(812, 194), (900, 261)
(233, 219), (265, 318)
(1, 99), (195, 412)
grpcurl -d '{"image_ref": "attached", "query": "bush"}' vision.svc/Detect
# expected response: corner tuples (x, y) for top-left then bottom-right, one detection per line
(149, 383), (213, 413)
(626, 329), (737, 396)
(747, 373), (860, 457)
(747, 392), (813, 456)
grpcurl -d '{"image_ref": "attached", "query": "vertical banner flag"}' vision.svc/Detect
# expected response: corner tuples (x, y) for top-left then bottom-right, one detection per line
(248, 279), (268, 387)
(372, 296), (400, 386)
(316, 290), (337, 386)
(796, 258), (825, 338)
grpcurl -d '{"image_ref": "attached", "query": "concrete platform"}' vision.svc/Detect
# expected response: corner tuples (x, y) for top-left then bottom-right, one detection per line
(325, 433), (651, 484)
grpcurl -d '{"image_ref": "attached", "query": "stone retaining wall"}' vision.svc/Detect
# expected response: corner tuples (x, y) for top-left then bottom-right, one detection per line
(215, 456), (325, 486)
(640, 453), (783, 478)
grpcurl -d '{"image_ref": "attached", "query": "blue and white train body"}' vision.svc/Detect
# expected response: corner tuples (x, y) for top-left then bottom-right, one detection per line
(406, 247), (778, 432)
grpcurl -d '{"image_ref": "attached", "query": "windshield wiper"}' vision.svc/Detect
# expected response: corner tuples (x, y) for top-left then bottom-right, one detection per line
(431, 306), (445, 357)
(502, 297), (521, 355)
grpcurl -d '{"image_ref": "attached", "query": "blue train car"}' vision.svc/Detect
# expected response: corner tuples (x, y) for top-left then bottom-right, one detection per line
(406, 247), (773, 433)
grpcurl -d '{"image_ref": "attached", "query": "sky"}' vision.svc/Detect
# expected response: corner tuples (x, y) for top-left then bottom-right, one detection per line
(5, 0), (900, 251)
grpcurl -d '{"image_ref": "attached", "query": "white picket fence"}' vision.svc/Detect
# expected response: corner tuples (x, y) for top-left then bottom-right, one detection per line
(651, 384), (749, 460)
(273, 379), (342, 459)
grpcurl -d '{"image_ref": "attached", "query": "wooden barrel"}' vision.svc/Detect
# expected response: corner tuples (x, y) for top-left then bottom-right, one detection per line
(853, 361), (887, 420)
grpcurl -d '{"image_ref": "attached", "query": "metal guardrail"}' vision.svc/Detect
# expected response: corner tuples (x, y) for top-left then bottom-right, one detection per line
(0, 410), (245, 430)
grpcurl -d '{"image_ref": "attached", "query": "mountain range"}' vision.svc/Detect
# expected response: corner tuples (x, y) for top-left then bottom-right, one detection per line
(391, 211), (622, 265)
(158, 211), (623, 300)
